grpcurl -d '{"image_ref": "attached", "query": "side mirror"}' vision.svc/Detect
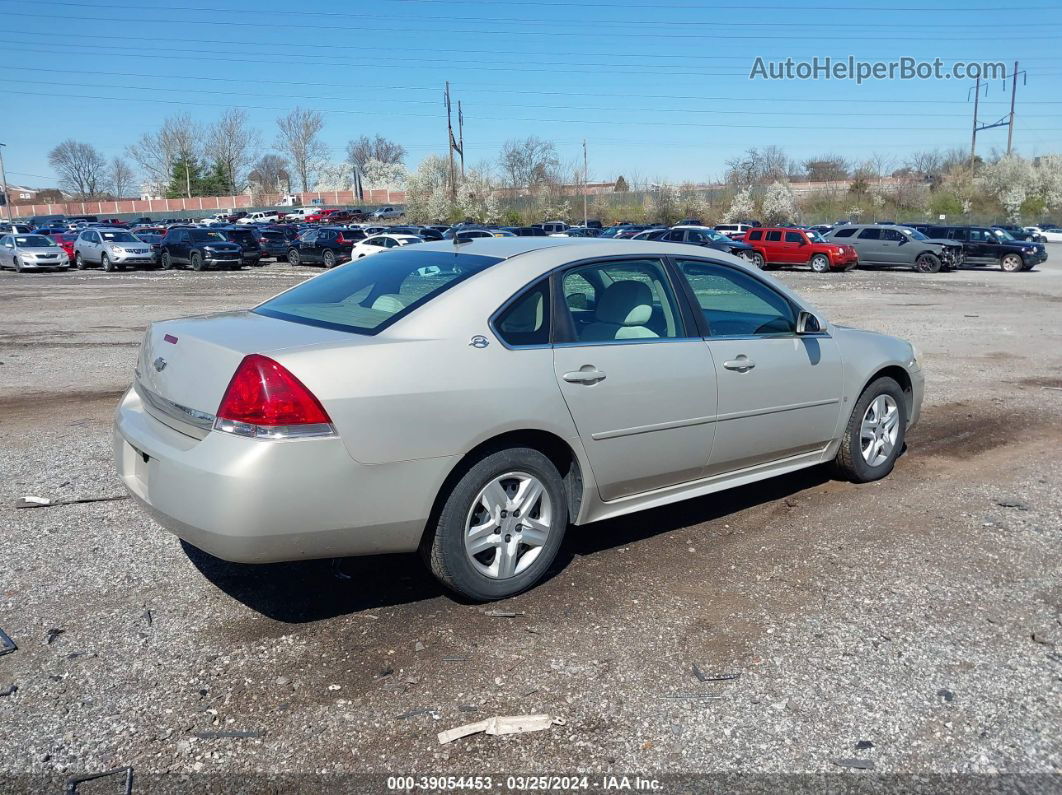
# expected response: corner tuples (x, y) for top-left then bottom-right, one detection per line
(566, 293), (589, 310)
(798, 239), (807, 246)
(796, 311), (824, 335)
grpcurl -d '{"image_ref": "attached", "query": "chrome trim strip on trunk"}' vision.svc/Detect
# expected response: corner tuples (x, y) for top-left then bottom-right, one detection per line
(134, 380), (215, 435)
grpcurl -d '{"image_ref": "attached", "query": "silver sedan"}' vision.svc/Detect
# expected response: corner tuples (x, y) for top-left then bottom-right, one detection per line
(0, 233), (70, 271)
(114, 238), (924, 600)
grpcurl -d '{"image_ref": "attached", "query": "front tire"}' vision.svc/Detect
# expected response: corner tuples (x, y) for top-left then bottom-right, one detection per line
(74, 253), (85, 270)
(287, 249), (300, 267)
(914, 253), (941, 273)
(833, 377), (907, 483)
(161, 252), (173, 270)
(190, 252), (204, 271)
(14, 257), (23, 273)
(1000, 253), (1023, 273)
(424, 447), (568, 601)
(101, 253), (114, 272)
(810, 254), (830, 273)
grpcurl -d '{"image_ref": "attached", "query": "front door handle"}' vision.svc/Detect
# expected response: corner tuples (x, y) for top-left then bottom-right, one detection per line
(563, 367), (606, 384)
(722, 356), (756, 372)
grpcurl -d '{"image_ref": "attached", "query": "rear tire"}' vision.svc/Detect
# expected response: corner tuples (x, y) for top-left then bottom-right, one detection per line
(1000, 253), (1023, 273)
(833, 377), (907, 483)
(323, 250), (336, 268)
(751, 251), (766, 270)
(915, 253), (941, 273)
(810, 254), (830, 273)
(424, 447), (568, 601)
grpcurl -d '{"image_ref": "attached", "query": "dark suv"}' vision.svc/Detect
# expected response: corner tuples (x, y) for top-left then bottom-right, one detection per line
(992, 224), (1045, 244)
(909, 224), (1047, 272)
(286, 227), (362, 268)
(159, 228), (243, 270)
(215, 225), (263, 266)
(658, 226), (755, 259)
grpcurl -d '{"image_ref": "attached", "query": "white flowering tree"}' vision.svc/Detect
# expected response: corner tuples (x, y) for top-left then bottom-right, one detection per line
(977, 154), (1037, 223)
(312, 161), (354, 192)
(457, 168), (501, 223)
(361, 158), (408, 192)
(1034, 154), (1062, 211)
(405, 154), (454, 223)
(723, 185), (755, 222)
(760, 180), (797, 225)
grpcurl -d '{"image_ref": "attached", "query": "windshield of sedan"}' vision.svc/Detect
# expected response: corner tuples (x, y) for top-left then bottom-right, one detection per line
(255, 249), (503, 335)
(99, 231), (138, 242)
(14, 235), (57, 247)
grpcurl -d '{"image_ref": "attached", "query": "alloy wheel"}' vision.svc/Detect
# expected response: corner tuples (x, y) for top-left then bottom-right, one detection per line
(860, 394), (900, 467)
(464, 471), (552, 580)
(1001, 254), (1023, 273)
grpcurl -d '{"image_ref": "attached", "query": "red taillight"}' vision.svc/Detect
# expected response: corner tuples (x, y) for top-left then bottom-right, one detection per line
(216, 354), (331, 431)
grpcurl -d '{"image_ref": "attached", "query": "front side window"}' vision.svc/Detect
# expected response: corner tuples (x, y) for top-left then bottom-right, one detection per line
(784, 231), (804, 243)
(746, 230), (763, 241)
(881, 229), (905, 241)
(493, 279), (550, 347)
(558, 258), (684, 343)
(675, 259), (795, 337)
(256, 250), (501, 335)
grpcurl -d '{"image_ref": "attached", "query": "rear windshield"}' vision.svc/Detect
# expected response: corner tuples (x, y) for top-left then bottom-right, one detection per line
(255, 249), (502, 335)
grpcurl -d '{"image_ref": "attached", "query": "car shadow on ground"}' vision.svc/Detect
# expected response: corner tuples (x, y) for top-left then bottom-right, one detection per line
(184, 465), (833, 623)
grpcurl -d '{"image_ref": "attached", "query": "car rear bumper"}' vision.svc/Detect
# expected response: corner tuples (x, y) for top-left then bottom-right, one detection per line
(113, 387), (455, 563)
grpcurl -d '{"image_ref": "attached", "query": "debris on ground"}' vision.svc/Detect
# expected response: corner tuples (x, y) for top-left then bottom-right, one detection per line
(16, 494), (128, 509)
(45, 628), (65, 645)
(834, 758), (874, 770)
(438, 714), (564, 745)
(142, 609), (153, 626)
(442, 656), (470, 662)
(937, 688), (955, 703)
(855, 740), (875, 750)
(691, 664), (740, 683)
(995, 499), (1030, 510)
(661, 693), (723, 700)
(483, 610), (523, 618)
(192, 730), (264, 739)
(65, 766), (133, 794)
(396, 707), (440, 720)
(0, 628), (15, 656)
(0, 684), (17, 697)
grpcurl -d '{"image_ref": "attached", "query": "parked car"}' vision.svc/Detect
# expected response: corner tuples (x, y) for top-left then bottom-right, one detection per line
(280, 208), (321, 223)
(1040, 228), (1062, 243)
(238, 211), (280, 225)
(993, 224), (1045, 243)
(714, 223), (753, 239)
(349, 233), (423, 259)
(159, 228), (244, 270)
(371, 206), (403, 219)
(256, 228), (295, 260)
(743, 227), (858, 272)
(808, 225), (833, 236)
(50, 232), (78, 261)
(1, 223), (33, 234)
(630, 228), (668, 241)
(500, 226), (548, 237)
(660, 226), (756, 260)
(0, 233), (70, 271)
(387, 225), (442, 241)
(825, 224), (963, 273)
(613, 225), (654, 239)
(215, 226), (264, 267)
(541, 221), (569, 234)
(74, 228), (154, 271)
(560, 227), (602, 238)
(133, 232), (164, 265)
(286, 227), (363, 268)
(907, 224), (1047, 272)
(28, 214), (65, 228)
(114, 237), (924, 600)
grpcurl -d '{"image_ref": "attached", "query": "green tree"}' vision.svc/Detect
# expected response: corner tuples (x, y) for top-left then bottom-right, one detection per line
(613, 175), (629, 192)
(165, 155), (202, 199)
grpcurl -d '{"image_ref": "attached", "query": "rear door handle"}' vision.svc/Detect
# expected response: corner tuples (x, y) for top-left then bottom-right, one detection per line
(563, 368), (606, 384)
(723, 357), (756, 372)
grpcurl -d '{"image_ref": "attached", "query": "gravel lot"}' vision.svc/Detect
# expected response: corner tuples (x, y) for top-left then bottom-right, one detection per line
(1, 249), (1060, 789)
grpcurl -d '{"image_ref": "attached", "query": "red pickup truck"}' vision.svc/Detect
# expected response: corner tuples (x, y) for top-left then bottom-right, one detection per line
(744, 227), (858, 272)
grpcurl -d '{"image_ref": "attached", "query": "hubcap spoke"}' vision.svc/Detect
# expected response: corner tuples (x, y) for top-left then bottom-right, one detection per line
(520, 517), (550, 547)
(465, 471), (552, 580)
(859, 394), (899, 466)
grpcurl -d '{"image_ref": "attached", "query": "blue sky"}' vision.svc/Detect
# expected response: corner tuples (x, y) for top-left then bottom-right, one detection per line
(1, 0), (1061, 189)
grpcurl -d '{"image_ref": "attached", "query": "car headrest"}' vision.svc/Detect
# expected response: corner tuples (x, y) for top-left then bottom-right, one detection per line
(595, 280), (653, 326)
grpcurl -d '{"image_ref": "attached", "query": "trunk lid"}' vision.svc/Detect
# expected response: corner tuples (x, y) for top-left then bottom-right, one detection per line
(135, 310), (353, 438)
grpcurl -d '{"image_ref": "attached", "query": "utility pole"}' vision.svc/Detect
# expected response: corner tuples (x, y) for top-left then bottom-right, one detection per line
(970, 76), (981, 167)
(458, 100), (465, 179)
(582, 139), (588, 227)
(445, 82), (457, 202)
(1006, 60), (1025, 156)
(0, 142), (10, 222)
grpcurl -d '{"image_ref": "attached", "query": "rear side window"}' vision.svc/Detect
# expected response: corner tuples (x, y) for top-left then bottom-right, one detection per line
(833, 228), (856, 238)
(765, 231), (782, 242)
(493, 279), (550, 347)
(857, 228), (881, 240)
(255, 250), (502, 335)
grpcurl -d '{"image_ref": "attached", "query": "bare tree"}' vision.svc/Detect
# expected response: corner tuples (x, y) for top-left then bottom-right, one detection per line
(345, 134), (406, 170)
(247, 154), (291, 194)
(724, 146), (790, 186)
(275, 107), (326, 192)
(802, 155), (849, 182)
(108, 157), (136, 198)
(498, 137), (559, 194)
(48, 140), (107, 198)
(205, 108), (260, 194)
(127, 113), (201, 198)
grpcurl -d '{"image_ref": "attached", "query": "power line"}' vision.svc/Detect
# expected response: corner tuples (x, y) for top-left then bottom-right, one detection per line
(391, 0), (1062, 9)
(2, 8), (1057, 39)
